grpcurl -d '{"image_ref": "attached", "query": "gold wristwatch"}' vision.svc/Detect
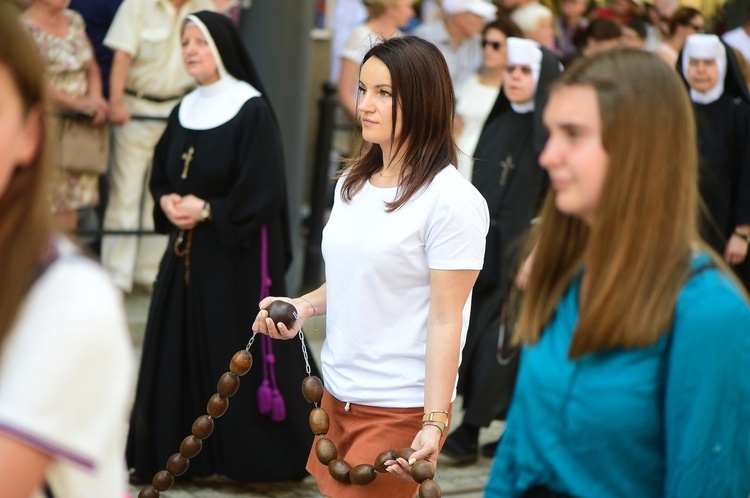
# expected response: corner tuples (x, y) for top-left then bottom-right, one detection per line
(422, 411), (449, 426)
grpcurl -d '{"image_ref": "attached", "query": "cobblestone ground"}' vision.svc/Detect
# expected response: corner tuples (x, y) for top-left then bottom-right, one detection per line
(125, 292), (501, 497)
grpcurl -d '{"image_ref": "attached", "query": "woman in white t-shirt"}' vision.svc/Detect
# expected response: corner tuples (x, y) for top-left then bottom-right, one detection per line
(337, 0), (416, 120)
(0, 9), (134, 498)
(254, 36), (489, 498)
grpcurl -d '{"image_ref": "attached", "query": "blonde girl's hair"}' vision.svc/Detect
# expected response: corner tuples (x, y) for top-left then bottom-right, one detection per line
(0, 7), (54, 345)
(517, 49), (700, 358)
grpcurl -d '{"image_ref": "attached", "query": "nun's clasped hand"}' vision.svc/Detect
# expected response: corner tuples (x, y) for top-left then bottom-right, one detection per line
(252, 296), (302, 339)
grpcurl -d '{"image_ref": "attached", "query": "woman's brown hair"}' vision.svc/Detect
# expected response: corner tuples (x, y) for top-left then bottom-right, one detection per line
(0, 6), (53, 344)
(340, 36), (457, 212)
(517, 49), (701, 358)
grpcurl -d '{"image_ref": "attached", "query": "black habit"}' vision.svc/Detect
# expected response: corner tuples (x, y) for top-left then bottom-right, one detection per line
(125, 11), (318, 482)
(680, 41), (750, 288)
(457, 47), (561, 429)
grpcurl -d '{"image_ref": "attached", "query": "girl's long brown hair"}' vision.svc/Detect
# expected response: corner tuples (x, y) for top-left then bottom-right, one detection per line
(0, 7), (53, 344)
(517, 49), (700, 358)
(340, 36), (457, 212)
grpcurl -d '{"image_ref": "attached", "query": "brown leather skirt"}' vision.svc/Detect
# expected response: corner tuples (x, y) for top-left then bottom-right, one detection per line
(306, 389), (451, 498)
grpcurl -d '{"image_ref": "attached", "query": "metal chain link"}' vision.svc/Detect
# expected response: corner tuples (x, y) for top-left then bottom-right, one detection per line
(294, 311), (313, 375)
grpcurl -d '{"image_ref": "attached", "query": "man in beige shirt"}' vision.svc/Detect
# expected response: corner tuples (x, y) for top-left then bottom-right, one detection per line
(102, 0), (215, 293)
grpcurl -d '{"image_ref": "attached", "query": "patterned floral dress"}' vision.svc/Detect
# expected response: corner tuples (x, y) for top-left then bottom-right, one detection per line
(21, 9), (101, 212)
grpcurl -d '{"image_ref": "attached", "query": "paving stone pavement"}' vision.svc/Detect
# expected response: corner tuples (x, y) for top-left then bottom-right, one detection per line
(124, 291), (501, 497)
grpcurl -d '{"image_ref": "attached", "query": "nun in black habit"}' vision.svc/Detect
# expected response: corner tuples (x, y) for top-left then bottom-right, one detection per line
(679, 34), (750, 289)
(442, 38), (561, 462)
(126, 11), (318, 482)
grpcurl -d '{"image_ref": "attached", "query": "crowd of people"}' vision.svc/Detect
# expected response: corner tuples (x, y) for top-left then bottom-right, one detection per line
(0, 0), (749, 496)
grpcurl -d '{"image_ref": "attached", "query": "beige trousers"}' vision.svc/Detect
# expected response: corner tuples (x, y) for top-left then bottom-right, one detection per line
(101, 96), (175, 293)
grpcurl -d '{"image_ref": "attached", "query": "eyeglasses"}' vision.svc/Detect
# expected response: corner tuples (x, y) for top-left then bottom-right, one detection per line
(504, 65), (533, 75)
(481, 39), (503, 51)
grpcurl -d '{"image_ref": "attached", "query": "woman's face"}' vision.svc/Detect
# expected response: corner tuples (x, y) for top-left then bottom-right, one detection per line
(358, 56), (402, 149)
(0, 64), (40, 201)
(539, 85), (609, 225)
(384, 0), (416, 28)
(181, 25), (220, 85)
(482, 28), (508, 71)
(503, 64), (535, 104)
(687, 58), (719, 93)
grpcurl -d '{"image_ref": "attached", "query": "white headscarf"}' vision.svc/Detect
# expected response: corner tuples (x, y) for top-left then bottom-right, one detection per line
(505, 37), (543, 113)
(179, 16), (261, 130)
(681, 34), (727, 105)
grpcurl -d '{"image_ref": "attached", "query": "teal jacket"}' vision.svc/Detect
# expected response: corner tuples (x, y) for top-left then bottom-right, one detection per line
(486, 253), (750, 498)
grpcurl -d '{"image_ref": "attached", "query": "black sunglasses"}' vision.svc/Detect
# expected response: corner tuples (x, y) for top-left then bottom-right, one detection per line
(481, 39), (503, 50)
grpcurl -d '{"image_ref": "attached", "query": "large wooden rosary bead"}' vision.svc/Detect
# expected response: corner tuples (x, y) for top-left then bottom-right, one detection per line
(152, 470), (174, 491)
(315, 437), (338, 465)
(191, 415), (214, 439)
(179, 435), (203, 459)
(396, 447), (416, 462)
(374, 449), (396, 472)
(138, 485), (160, 498)
(350, 464), (378, 485)
(207, 393), (229, 418)
(267, 300), (297, 329)
(419, 478), (442, 497)
(309, 407), (330, 435)
(411, 459), (435, 483)
(166, 452), (190, 476)
(229, 349), (253, 376)
(328, 459), (352, 483)
(217, 372), (240, 398)
(301, 375), (324, 404)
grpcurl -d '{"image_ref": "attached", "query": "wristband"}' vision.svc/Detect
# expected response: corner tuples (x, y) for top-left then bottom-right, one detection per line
(422, 421), (445, 435)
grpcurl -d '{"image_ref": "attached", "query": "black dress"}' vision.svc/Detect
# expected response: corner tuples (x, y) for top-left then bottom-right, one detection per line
(693, 94), (750, 256)
(681, 42), (750, 289)
(125, 96), (317, 482)
(457, 47), (560, 430)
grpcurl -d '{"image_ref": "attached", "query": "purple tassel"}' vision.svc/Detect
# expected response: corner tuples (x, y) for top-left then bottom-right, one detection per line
(270, 389), (286, 422)
(257, 379), (272, 414)
(256, 225), (286, 423)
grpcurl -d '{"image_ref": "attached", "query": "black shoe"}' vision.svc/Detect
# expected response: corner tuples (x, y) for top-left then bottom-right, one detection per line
(481, 437), (501, 458)
(440, 429), (478, 465)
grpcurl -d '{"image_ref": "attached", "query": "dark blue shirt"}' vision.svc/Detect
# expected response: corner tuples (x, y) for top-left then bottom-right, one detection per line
(69, 0), (123, 97)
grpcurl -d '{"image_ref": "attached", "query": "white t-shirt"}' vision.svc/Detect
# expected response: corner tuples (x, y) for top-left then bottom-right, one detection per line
(320, 166), (489, 407)
(723, 27), (750, 68)
(0, 237), (134, 498)
(455, 74), (501, 181)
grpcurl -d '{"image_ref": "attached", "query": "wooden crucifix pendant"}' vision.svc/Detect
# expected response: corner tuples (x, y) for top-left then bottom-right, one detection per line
(181, 145), (195, 179)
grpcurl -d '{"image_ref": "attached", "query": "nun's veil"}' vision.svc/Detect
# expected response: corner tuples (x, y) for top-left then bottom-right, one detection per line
(185, 11), (279, 120)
